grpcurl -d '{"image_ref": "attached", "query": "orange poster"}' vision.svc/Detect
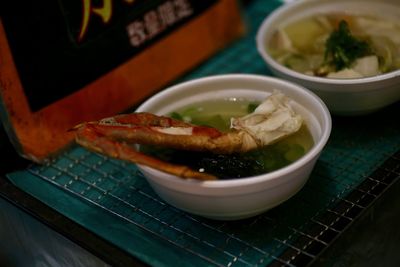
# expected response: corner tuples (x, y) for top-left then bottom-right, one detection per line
(0, 0), (244, 161)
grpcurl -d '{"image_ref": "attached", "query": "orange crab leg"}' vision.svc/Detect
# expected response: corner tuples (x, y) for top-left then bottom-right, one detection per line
(77, 113), (247, 154)
(71, 112), (258, 180)
(75, 123), (217, 181)
(72, 92), (304, 180)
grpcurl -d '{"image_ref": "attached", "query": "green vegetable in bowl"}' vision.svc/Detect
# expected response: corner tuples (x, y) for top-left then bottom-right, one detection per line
(323, 20), (372, 71)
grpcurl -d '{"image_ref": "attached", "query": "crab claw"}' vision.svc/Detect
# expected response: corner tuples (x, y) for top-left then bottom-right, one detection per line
(73, 118), (218, 181)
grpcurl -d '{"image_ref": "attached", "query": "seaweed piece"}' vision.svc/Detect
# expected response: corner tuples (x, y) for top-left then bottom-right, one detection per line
(198, 153), (266, 179)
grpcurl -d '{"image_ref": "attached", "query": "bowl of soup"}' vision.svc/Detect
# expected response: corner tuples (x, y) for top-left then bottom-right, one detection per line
(256, 0), (400, 115)
(135, 74), (331, 220)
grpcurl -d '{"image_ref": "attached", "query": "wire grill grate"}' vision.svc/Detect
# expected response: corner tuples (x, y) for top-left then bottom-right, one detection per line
(21, 146), (400, 266)
(29, 149), (291, 266)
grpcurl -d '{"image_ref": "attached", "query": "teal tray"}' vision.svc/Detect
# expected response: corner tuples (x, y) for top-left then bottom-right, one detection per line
(7, 0), (400, 266)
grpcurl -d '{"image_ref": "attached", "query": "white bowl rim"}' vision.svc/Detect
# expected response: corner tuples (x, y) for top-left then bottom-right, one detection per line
(136, 74), (332, 188)
(256, 0), (400, 90)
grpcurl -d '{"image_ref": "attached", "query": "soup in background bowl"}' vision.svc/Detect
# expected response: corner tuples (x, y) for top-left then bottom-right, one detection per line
(257, 0), (400, 116)
(268, 13), (400, 78)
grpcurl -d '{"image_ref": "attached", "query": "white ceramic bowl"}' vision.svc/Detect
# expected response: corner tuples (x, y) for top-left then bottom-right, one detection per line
(256, 0), (400, 116)
(136, 74), (331, 220)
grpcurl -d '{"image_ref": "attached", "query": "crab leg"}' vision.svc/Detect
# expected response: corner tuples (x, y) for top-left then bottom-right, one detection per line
(75, 113), (256, 154)
(72, 91), (303, 180)
(74, 122), (217, 180)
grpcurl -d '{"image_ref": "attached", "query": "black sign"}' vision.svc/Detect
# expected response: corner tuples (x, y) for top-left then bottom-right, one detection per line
(1, 0), (217, 111)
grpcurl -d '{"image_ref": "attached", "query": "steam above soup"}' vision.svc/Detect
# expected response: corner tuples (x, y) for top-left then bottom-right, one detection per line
(268, 13), (400, 78)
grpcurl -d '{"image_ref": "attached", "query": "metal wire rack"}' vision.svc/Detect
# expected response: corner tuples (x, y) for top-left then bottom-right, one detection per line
(5, 0), (400, 265)
(20, 135), (400, 266)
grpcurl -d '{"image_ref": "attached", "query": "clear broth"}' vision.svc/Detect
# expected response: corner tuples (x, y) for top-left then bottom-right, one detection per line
(141, 98), (314, 179)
